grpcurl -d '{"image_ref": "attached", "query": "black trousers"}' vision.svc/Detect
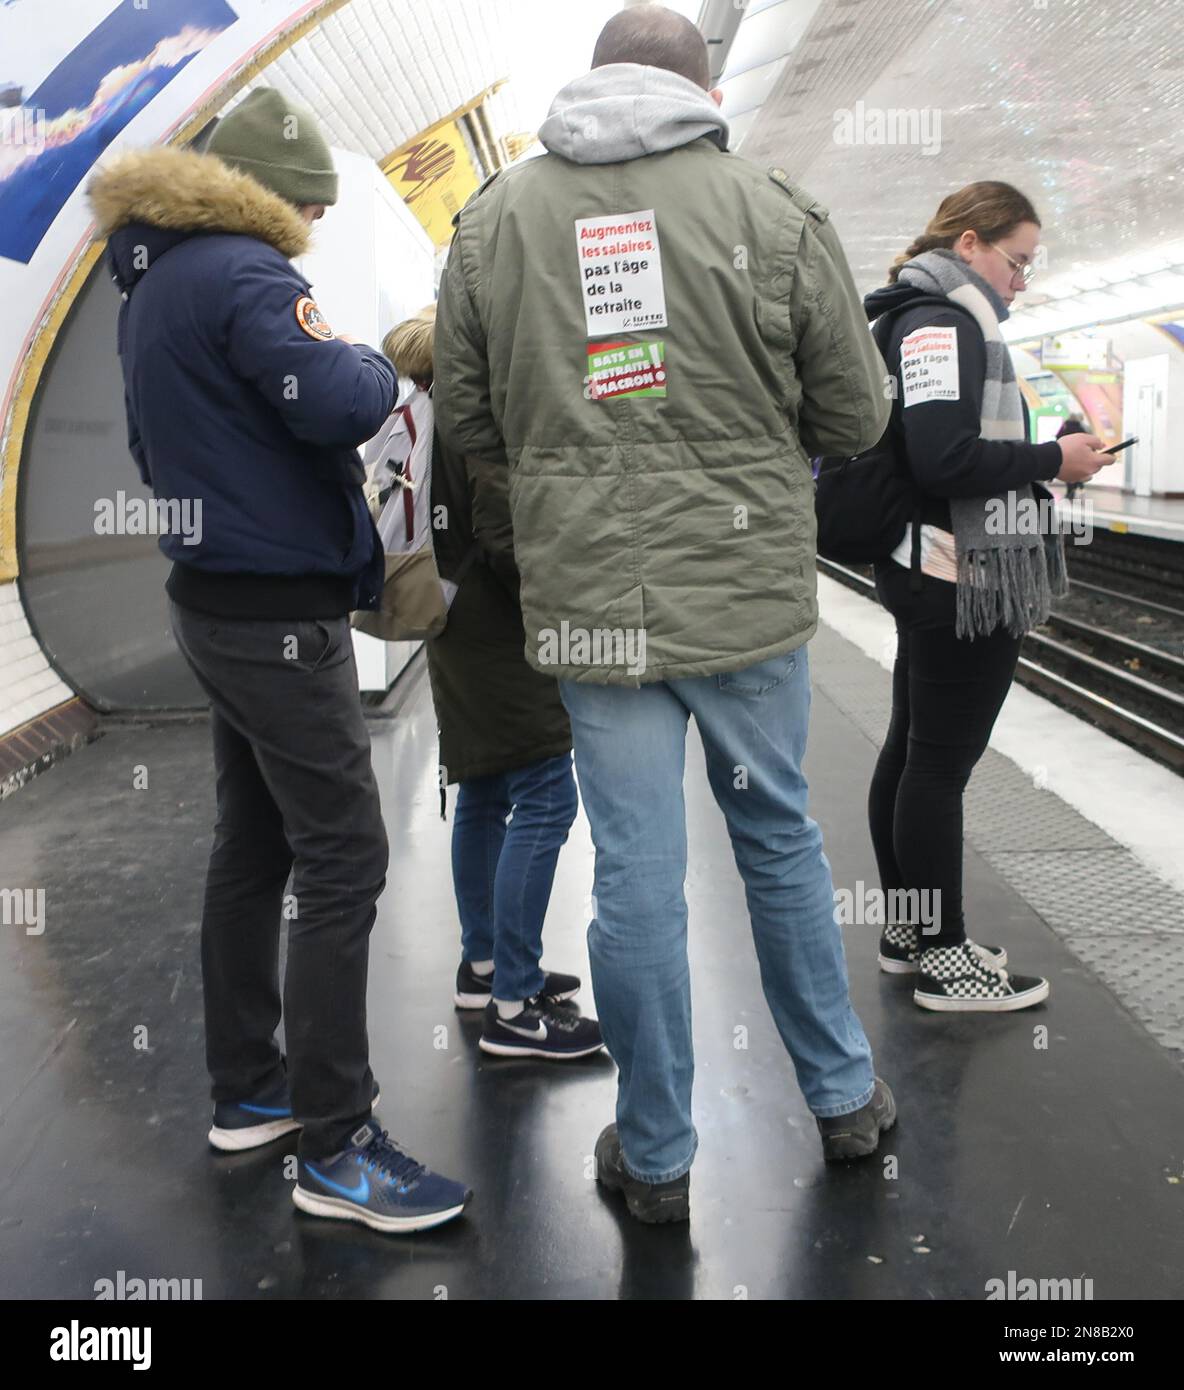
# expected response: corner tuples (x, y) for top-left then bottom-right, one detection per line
(170, 603), (388, 1158)
(867, 563), (1022, 948)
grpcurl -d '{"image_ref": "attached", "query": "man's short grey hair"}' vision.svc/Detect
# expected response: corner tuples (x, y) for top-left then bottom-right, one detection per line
(591, 4), (711, 89)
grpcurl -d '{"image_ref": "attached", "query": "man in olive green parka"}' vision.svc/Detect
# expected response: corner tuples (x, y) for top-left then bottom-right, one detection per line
(435, 4), (897, 1224)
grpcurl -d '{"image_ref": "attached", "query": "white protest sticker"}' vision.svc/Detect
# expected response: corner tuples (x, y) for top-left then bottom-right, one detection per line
(574, 209), (668, 338)
(900, 326), (960, 406)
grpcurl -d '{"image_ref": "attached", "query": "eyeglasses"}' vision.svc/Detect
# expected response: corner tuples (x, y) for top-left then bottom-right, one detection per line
(989, 243), (1036, 287)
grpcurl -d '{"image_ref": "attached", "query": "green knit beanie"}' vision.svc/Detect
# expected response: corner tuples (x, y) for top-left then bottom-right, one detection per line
(206, 88), (338, 207)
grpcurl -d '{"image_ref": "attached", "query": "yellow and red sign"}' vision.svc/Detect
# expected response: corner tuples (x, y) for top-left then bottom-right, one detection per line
(383, 118), (481, 247)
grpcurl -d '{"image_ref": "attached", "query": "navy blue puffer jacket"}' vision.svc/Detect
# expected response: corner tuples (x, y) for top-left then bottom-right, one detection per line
(89, 146), (397, 612)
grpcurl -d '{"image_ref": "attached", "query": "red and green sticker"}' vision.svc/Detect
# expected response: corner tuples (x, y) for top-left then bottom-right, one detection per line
(586, 340), (667, 400)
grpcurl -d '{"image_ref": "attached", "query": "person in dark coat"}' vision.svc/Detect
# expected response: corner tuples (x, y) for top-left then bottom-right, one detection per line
(380, 308), (602, 1062)
(88, 89), (471, 1236)
(1057, 416), (1088, 499)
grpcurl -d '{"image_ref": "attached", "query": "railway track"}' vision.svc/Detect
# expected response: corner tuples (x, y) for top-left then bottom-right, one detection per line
(1065, 526), (1184, 615)
(816, 557), (1184, 775)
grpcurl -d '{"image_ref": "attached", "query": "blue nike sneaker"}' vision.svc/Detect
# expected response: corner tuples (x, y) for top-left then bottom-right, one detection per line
(209, 1074), (381, 1153)
(293, 1121), (472, 1234)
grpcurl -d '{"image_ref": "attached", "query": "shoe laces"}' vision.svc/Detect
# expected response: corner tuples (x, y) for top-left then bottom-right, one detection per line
(526, 996), (581, 1032)
(356, 1130), (425, 1189)
(961, 940), (1009, 982)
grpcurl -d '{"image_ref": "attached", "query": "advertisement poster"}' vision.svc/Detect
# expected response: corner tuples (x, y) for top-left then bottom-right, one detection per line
(383, 117), (481, 248)
(0, 0), (239, 264)
(1040, 334), (1111, 372)
(0, 0), (336, 581)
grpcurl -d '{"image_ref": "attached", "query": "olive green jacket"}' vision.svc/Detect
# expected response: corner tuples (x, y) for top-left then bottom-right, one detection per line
(434, 74), (889, 685)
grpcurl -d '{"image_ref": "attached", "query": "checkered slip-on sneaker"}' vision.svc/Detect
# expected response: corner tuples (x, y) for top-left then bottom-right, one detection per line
(915, 941), (1048, 1012)
(879, 924), (1007, 975)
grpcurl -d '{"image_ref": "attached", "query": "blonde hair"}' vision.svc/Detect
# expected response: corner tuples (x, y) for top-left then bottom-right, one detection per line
(381, 303), (437, 382)
(889, 181), (1040, 283)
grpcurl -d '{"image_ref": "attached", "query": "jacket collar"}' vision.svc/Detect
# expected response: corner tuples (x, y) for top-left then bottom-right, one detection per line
(88, 146), (311, 262)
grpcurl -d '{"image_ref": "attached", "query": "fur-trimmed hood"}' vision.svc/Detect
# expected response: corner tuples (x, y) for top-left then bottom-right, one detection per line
(88, 145), (311, 261)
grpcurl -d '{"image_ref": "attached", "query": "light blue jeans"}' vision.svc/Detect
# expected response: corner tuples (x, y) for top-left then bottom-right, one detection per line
(451, 754), (579, 1003)
(560, 646), (875, 1183)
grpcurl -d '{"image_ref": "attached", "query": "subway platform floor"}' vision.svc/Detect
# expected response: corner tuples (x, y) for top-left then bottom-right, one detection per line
(1052, 486), (1184, 541)
(2, 623), (1183, 1301)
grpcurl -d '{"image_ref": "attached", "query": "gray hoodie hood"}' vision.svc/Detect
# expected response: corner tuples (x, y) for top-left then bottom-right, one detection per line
(539, 63), (729, 165)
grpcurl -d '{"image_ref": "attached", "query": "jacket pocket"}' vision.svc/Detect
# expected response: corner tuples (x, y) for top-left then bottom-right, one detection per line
(717, 649), (798, 696)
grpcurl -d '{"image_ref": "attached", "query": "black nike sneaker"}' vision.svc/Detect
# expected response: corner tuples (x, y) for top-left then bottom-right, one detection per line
(454, 960), (581, 1010)
(594, 1123), (690, 1224)
(817, 1077), (897, 1162)
(478, 998), (604, 1059)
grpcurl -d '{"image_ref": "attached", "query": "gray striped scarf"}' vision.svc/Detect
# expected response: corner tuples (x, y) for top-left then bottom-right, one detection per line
(897, 249), (1067, 639)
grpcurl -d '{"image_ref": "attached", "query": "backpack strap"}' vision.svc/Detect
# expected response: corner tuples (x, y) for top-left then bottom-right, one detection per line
(869, 293), (973, 350)
(871, 294), (979, 593)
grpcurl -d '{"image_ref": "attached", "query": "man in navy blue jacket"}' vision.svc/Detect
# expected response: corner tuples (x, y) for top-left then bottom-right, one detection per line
(88, 90), (471, 1235)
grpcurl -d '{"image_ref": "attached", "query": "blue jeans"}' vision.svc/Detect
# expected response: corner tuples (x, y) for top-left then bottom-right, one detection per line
(451, 753), (579, 1002)
(560, 646), (875, 1183)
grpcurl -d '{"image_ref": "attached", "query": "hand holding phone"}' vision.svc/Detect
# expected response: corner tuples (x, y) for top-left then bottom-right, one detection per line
(1057, 432), (1113, 483)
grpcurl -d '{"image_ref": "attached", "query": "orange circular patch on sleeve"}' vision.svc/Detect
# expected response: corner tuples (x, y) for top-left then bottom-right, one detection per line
(295, 296), (334, 341)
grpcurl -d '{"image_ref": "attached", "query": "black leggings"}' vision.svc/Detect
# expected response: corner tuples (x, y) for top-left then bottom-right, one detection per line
(868, 562), (1022, 948)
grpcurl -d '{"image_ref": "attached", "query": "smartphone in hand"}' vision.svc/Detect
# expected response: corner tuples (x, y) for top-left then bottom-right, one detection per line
(1099, 436), (1138, 456)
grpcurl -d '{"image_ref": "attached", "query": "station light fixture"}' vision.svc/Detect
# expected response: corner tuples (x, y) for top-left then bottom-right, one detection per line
(1005, 239), (1184, 342)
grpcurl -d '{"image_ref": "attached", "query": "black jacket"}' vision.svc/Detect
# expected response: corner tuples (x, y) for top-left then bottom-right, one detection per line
(424, 427), (570, 785)
(864, 282), (1062, 530)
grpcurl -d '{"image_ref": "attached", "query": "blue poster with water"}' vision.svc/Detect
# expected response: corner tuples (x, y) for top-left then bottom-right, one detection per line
(0, 0), (239, 264)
